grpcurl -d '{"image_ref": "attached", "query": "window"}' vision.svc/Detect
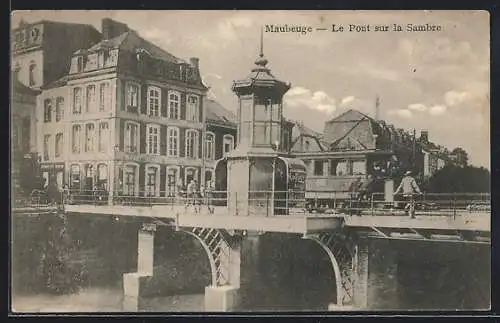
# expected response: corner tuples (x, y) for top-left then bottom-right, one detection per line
(314, 160), (324, 176)
(185, 130), (199, 159)
(43, 99), (52, 123)
(72, 125), (82, 153)
(85, 123), (96, 152)
(29, 62), (36, 86)
(73, 87), (82, 114)
(43, 134), (51, 161)
(77, 56), (84, 72)
(166, 166), (179, 197)
(55, 97), (64, 122)
(147, 86), (160, 117)
(99, 83), (109, 112)
(55, 133), (63, 157)
(205, 132), (215, 160)
(70, 164), (81, 189)
(352, 160), (366, 175)
(97, 164), (108, 190)
(125, 122), (139, 153)
(145, 165), (160, 197)
(168, 91), (180, 119)
(123, 164), (138, 196)
(186, 95), (199, 122)
(86, 85), (97, 112)
(99, 122), (109, 152)
(146, 124), (160, 155)
(167, 127), (179, 157)
(126, 83), (139, 111)
(336, 160), (348, 176)
(185, 167), (197, 184)
(223, 134), (234, 155)
(98, 51), (106, 68)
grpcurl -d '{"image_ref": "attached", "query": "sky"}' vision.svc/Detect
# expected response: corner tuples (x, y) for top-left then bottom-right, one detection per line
(12, 10), (490, 168)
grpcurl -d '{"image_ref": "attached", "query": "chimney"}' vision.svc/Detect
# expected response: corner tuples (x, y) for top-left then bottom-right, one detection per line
(420, 130), (429, 143)
(189, 57), (200, 69)
(101, 18), (129, 40)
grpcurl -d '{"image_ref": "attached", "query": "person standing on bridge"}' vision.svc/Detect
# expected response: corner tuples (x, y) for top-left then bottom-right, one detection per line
(394, 170), (422, 219)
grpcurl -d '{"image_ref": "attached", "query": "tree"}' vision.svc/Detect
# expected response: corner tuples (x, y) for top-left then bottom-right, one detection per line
(450, 147), (469, 167)
(425, 165), (490, 193)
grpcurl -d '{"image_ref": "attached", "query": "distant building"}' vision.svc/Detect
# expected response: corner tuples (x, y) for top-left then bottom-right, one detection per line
(11, 19), (101, 90)
(11, 79), (40, 201)
(204, 99), (237, 185)
(418, 130), (450, 178)
(291, 109), (425, 200)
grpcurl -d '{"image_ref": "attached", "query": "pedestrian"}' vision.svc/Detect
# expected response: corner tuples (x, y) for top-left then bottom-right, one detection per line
(206, 180), (215, 214)
(185, 180), (197, 212)
(394, 170), (422, 218)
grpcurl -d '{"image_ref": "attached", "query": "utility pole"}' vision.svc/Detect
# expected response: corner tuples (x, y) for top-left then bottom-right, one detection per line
(375, 94), (381, 120)
(412, 128), (416, 171)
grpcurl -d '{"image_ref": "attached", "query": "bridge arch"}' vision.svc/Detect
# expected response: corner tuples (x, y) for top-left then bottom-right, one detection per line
(175, 227), (234, 287)
(302, 233), (356, 306)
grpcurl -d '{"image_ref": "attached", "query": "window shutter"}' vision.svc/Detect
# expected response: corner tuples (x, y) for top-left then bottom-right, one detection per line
(198, 130), (203, 159)
(160, 125), (167, 155)
(118, 167), (123, 193)
(180, 93), (187, 120)
(119, 119), (125, 151)
(138, 164), (145, 197)
(161, 88), (168, 117)
(139, 122), (146, 154)
(198, 95), (203, 123)
(179, 127), (185, 157)
(160, 165), (166, 197)
(140, 85), (147, 115)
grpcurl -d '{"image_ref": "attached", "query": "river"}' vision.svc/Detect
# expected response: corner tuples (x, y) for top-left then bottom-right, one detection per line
(11, 215), (490, 313)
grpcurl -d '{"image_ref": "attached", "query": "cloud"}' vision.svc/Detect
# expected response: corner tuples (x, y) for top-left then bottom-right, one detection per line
(388, 109), (413, 118)
(284, 86), (336, 114)
(217, 15), (253, 41)
(407, 103), (428, 112)
(340, 96), (355, 107)
(429, 105), (447, 116)
(142, 27), (173, 46)
(444, 90), (471, 107)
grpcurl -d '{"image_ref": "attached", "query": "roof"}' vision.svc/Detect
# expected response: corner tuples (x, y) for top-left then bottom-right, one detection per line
(41, 75), (68, 90)
(86, 30), (184, 64)
(205, 99), (237, 127)
(12, 79), (40, 96)
(294, 122), (324, 139)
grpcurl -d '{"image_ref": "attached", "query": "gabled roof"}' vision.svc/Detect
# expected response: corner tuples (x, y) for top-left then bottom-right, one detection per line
(85, 30), (185, 64)
(205, 99), (237, 127)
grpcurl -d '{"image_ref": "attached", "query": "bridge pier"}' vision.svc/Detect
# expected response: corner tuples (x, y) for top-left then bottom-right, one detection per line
(350, 239), (399, 310)
(204, 236), (241, 312)
(122, 223), (156, 311)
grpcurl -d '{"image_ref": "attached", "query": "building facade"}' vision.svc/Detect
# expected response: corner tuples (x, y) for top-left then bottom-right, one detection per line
(36, 18), (247, 202)
(11, 18), (101, 200)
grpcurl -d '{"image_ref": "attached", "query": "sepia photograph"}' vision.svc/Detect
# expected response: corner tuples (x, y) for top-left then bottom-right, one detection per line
(10, 10), (490, 313)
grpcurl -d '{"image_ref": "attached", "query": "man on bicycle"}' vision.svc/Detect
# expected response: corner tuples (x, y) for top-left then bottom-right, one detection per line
(394, 170), (422, 219)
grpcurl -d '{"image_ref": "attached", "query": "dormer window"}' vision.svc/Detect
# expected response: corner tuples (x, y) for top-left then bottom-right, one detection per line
(98, 51), (106, 68)
(77, 56), (84, 72)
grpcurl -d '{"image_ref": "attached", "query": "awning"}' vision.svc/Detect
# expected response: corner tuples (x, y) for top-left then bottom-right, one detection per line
(278, 156), (306, 172)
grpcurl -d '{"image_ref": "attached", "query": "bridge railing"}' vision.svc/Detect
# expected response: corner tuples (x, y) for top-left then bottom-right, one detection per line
(55, 189), (490, 217)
